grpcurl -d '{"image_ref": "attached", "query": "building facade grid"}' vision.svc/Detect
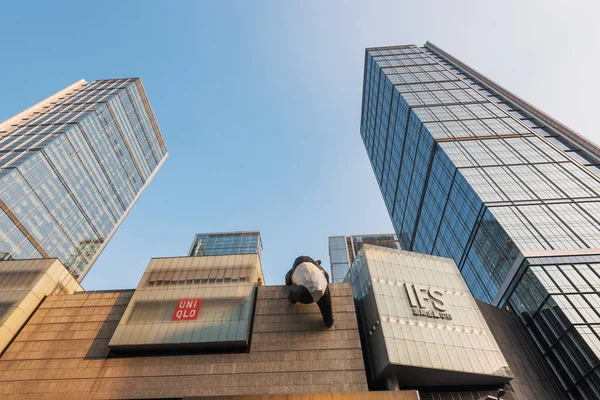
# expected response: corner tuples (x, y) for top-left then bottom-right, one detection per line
(0, 78), (168, 279)
(189, 231), (263, 258)
(328, 234), (400, 283)
(361, 43), (600, 398)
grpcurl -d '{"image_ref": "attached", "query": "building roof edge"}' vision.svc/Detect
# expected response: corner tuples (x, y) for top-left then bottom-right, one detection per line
(424, 41), (600, 161)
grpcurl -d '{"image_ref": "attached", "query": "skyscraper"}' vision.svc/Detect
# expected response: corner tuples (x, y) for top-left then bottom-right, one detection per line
(361, 42), (600, 398)
(0, 78), (168, 280)
(189, 231), (262, 258)
(328, 234), (400, 282)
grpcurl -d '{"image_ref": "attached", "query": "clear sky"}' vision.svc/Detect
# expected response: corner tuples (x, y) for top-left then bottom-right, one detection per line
(1, 1), (599, 290)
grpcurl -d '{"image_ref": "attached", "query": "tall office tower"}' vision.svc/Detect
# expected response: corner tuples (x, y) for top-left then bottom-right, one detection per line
(328, 234), (400, 282)
(189, 231), (262, 257)
(361, 42), (600, 398)
(0, 79), (168, 280)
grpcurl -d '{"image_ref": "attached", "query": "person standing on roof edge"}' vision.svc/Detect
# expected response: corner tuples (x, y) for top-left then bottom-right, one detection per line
(285, 255), (334, 328)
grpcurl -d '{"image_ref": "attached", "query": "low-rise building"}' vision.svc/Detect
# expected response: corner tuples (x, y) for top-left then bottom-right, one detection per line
(0, 234), (568, 399)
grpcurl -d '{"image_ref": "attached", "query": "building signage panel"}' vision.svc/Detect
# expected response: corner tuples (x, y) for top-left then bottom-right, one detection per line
(172, 298), (202, 321)
(346, 245), (511, 384)
(109, 254), (263, 351)
(404, 283), (452, 320)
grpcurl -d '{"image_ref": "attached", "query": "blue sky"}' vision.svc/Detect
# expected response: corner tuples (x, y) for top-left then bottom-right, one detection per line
(1, 1), (599, 289)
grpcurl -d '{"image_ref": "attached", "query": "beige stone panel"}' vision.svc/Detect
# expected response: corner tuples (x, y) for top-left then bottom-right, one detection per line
(16, 291), (44, 317)
(0, 259), (82, 354)
(2, 307), (29, 334)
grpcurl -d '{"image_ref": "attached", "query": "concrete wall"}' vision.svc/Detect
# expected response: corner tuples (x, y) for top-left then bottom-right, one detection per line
(477, 301), (568, 400)
(0, 283), (368, 399)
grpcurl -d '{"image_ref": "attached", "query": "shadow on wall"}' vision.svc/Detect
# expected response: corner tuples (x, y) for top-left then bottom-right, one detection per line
(84, 291), (134, 359)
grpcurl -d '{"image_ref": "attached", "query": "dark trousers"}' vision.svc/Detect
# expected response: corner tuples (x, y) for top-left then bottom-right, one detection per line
(288, 284), (334, 327)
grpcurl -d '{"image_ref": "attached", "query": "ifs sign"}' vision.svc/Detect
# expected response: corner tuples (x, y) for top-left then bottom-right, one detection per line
(404, 284), (452, 320)
(172, 298), (202, 321)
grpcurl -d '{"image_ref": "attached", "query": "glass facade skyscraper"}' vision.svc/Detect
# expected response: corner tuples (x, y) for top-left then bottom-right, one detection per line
(189, 231), (262, 258)
(329, 234), (400, 283)
(361, 42), (600, 398)
(0, 78), (168, 280)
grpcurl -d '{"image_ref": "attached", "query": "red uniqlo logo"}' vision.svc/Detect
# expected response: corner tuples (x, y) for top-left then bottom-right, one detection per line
(171, 298), (202, 321)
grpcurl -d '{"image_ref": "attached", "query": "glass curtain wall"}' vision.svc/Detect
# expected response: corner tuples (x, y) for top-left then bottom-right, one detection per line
(361, 44), (600, 398)
(189, 232), (262, 258)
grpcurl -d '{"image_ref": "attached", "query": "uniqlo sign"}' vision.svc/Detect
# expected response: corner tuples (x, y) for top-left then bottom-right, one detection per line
(171, 298), (202, 321)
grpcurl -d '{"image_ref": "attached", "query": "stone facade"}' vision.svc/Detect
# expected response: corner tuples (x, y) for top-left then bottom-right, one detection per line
(0, 259), (82, 355)
(346, 246), (512, 387)
(0, 283), (369, 399)
(477, 301), (567, 400)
